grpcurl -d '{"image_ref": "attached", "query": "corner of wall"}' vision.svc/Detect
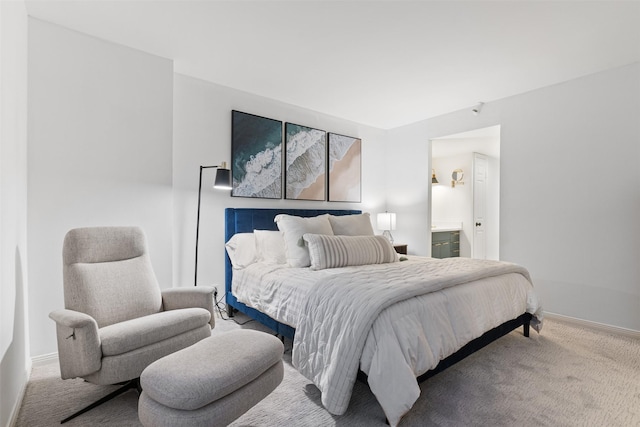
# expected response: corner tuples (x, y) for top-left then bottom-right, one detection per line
(1, 0), (31, 426)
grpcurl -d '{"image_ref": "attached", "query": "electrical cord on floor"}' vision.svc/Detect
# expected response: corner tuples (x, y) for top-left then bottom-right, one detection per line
(213, 290), (254, 326)
(213, 289), (290, 351)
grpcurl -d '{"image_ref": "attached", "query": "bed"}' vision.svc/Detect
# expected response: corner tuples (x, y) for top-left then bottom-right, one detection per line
(224, 208), (542, 426)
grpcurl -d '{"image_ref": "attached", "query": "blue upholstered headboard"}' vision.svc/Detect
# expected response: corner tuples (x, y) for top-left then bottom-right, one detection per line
(224, 207), (361, 337)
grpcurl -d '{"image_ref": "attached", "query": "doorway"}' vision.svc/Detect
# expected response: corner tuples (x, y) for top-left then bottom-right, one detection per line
(430, 125), (500, 260)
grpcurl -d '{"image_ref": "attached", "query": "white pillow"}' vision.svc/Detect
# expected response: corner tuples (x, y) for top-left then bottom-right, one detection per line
(274, 214), (334, 268)
(254, 230), (287, 265)
(225, 233), (257, 269)
(303, 234), (398, 270)
(328, 213), (374, 236)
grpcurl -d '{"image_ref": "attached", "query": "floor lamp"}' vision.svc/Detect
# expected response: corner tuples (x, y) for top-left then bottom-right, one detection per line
(195, 162), (231, 286)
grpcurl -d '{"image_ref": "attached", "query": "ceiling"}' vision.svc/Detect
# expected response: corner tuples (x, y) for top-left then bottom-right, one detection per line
(25, 1), (640, 130)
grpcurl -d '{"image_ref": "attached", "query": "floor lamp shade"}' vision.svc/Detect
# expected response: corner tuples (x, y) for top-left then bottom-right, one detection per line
(214, 167), (231, 190)
(195, 163), (231, 286)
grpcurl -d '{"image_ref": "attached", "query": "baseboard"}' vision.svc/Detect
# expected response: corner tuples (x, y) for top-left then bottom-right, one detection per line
(7, 354), (57, 426)
(545, 312), (640, 339)
(31, 352), (58, 367)
(7, 359), (31, 427)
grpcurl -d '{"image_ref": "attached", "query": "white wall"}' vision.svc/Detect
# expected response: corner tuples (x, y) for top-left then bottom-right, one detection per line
(172, 74), (389, 289)
(389, 62), (640, 331)
(385, 120), (431, 255)
(486, 154), (500, 260)
(27, 19), (174, 357)
(0, 1), (30, 425)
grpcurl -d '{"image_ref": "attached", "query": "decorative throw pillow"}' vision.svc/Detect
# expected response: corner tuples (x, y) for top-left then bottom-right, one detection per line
(254, 230), (287, 265)
(274, 214), (334, 268)
(225, 233), (257, 269)
(328, 213), (374, 236)
(303, 234), (398, 270)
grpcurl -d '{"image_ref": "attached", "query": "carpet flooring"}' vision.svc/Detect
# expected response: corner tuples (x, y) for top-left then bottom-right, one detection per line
(15, 316), (640, 426)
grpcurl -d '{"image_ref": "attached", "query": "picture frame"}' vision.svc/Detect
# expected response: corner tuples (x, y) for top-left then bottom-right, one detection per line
(284, 123), (327, 201)
(327, 132), (361, 202)
(231, 110), (283, 199)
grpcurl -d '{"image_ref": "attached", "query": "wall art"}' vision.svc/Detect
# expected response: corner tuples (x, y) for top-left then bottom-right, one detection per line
(284, 123), (326, 201)
(231, 110), (283, 199)
(328, 132), (361, 202)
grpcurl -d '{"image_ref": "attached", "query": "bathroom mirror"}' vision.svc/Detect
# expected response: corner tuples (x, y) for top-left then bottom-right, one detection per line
(451, 169), (464, 187)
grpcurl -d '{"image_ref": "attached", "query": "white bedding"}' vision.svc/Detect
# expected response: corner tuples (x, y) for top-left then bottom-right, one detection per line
(232, 262), (332, 327)
(232, 256), (542, 426)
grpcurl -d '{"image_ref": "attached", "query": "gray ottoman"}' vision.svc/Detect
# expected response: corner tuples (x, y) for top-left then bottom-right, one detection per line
(138, 330), (284, 427)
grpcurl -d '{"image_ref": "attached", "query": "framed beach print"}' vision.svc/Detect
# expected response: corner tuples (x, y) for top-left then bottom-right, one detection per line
(328, 133), (361, 202)
(284, 123), (327, 201)
(231, 110), (283, 199)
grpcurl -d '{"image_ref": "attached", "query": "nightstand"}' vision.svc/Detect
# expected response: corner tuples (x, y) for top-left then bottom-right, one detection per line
(393, 244), (407, 255)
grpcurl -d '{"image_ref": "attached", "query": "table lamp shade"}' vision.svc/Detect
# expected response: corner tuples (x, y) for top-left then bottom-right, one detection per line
(377, 212), (396, 231)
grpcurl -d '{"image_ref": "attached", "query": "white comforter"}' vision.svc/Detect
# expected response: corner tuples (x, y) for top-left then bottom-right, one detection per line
(233, 256), (542, 426)
(291, 257), (541, 426)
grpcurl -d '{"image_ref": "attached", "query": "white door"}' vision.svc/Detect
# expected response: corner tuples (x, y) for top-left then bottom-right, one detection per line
(472, 153), (488, 259)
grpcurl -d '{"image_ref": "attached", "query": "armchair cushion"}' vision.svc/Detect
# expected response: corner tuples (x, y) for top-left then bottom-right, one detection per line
(63, 226), (147, 263)
(63, 227), (164, 328)
(162, 286), (215, 328)
(100, 308), (211, 356)
(66, 255), (163, 328)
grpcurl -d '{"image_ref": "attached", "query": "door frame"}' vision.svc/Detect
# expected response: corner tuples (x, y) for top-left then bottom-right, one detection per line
(429, 126), (500, 259)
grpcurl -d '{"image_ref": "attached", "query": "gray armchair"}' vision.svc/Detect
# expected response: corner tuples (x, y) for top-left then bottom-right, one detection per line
(49, 226), (215, 423)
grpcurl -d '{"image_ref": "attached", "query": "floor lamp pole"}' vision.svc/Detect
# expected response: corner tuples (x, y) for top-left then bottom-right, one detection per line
(194, 166), (206, 287)
(194, 164), (231, 286)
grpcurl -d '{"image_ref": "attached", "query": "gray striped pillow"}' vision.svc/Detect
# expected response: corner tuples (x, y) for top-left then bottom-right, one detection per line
(303, 234), (398, 270)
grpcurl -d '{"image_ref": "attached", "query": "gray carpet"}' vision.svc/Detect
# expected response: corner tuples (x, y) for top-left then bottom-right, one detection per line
(16, 316), (640, 426)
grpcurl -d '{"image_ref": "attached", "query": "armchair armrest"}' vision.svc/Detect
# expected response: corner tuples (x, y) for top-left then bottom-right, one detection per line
(49, 309), (101, 379)
(162, 286), (215, 328)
